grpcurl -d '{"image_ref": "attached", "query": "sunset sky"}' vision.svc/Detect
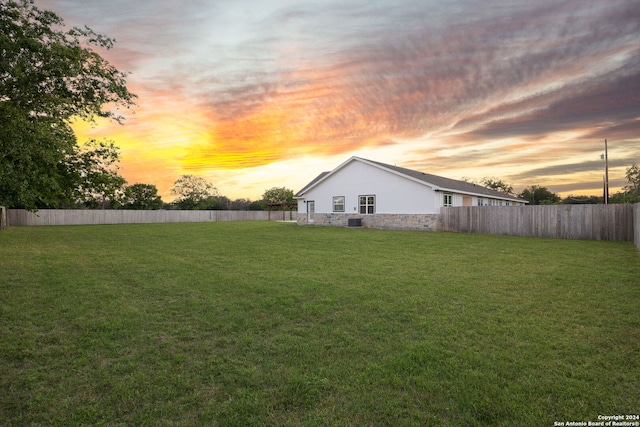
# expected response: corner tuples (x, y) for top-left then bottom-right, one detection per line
(38, 0), (640, 201)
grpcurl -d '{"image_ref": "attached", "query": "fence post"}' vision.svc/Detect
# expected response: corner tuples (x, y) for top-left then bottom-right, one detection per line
(634, 203), (640, 250)
(0, 206), (5, 230)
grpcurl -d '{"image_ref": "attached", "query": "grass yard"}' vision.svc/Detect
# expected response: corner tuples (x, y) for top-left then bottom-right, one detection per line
(1, 221), (638, 426)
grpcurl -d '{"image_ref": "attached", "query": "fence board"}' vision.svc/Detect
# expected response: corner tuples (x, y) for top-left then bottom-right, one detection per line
(634, 203), (640, 249)
(7, 209), (272, 226)
(6, 205), (640, 248)
(442, 204), (635, 242)
(0, 206), (6, 230)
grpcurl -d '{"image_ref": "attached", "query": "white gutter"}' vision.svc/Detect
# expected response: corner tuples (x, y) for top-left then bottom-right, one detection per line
(434, 187), (526, 203)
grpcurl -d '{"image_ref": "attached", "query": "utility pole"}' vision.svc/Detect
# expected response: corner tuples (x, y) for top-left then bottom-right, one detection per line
(603, 139), (609, 204)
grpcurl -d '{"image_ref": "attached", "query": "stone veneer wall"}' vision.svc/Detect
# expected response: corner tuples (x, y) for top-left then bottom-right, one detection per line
(296, 213), (442, 231)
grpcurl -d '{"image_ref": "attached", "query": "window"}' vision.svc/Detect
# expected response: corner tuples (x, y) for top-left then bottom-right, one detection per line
(333, 196), (345, 212)
(359, 195), (375, 214)
(477, 198), (487, 206)
(443, 193), (453, 207)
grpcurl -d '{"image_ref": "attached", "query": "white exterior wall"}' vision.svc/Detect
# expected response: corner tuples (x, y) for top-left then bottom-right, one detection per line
(296, 158), (526, 215)
(433, 193), (465, 209)
(297, 160), (439, 214)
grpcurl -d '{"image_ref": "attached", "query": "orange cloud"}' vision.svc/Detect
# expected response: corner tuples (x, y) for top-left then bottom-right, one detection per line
(179, 67), (404, 171)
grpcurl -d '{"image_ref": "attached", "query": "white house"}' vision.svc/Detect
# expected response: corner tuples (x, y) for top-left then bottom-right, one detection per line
(294, 156), (527, 230)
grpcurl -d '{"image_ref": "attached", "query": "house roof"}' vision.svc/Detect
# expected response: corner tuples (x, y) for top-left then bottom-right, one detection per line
(294, 156), (527, 203)
(294, 171), (329, 198)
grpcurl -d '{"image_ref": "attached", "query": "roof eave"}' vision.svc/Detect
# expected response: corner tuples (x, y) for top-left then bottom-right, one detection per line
(435, 186), (527, 202)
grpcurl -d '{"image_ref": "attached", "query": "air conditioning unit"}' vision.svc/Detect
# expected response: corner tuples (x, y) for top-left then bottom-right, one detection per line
(347, 218), (362, 227)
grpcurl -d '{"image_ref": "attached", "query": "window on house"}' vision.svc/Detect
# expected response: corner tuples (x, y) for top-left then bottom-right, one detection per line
(333, 196), (345, 212)
(477, 198), (486, 206)
(359, 195), (375, 214)
(443, 193), (453, 207)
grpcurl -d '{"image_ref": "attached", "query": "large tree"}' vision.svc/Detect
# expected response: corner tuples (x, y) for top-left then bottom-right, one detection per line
(480, 177), (514, 195)
(262, 187), (294, 205)
(171, 175), (218, 209)
(518, 185), (561, 205)
(621, 163), (640, 203)
(67, 139), (127, 208)
(124, 183), (163, 210)
(0, 0), (136, 210)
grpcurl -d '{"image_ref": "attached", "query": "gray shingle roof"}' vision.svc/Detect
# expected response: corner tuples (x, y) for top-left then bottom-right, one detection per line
(295, 157), (526, 203)
(365, 159), (526, 202)
(293, 171), (329, 198)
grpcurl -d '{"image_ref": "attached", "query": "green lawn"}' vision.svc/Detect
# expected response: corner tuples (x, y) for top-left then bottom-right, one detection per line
(1, 222), (638, 426)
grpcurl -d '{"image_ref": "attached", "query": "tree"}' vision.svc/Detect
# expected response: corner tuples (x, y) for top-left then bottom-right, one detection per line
(229, 198), (263, 210)
(209, 195), (231, 210)
(518, 185), (561, 205)
(562, 195), (602, 205)
(0, 0), (135, 210)
(124, 183), (163, 210)
(621, 163), (640, 203)
(197, 195), (230, 210)
(261, 187), (294, 208)
(170, 175), (218, 209)
(480, 177), (514, 195)
(66, 139), (127, 208)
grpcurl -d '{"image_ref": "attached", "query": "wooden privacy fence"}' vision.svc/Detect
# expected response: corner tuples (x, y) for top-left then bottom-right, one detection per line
(0, 206), (6, 230)
(442, 204), (637, 243)
(6, 209), (272, 226)
(635, 203), (640, 249)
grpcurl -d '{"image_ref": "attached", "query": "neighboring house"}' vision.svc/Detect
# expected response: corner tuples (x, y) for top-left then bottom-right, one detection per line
(294, 156), (527, 230)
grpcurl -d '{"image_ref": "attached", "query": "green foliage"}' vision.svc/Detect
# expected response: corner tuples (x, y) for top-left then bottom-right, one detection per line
(577, 164), (640, 205)
(1, 223), (638, 425)
(480, 177), (514, 195)
(123, 183), (163, 210)
(0, 0), (135, 210)
(170, 174), (218, 209)
(66, 139), (127, 208)
(261, 186), (295, 208)
(229, 198), (263, 210)
(518, 185), (561, 205)
(561, 164), (640, 204)
(197, 195), (230, 210)
(620, 163), (640, 203)
(562, 195), (603, 204)
(0, 107), (75, 209)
